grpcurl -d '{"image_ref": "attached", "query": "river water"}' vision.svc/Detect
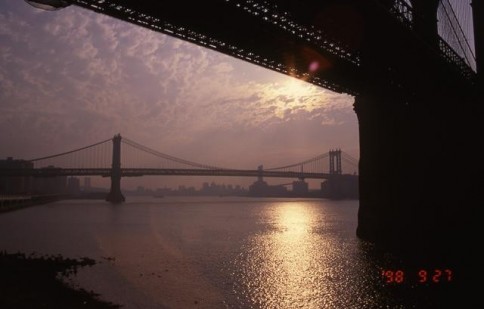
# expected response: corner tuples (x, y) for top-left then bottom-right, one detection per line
(0, 197), (470, 308)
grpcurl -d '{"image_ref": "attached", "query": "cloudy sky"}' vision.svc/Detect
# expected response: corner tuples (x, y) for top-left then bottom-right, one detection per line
(0, 0), (359, 189)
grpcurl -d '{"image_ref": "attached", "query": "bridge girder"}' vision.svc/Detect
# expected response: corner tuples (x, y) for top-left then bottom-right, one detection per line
(65, 0), (361, 95)
(26, 0), (476, 96)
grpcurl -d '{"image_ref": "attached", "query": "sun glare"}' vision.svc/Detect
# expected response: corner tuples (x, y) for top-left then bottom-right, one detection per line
(282, 78), (315, 98)
(260, 77), (328, 119)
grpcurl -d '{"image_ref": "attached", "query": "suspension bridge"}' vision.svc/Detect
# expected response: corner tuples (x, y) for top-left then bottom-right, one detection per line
(0, 134), (359, 202)
(23, 0), (483, 249)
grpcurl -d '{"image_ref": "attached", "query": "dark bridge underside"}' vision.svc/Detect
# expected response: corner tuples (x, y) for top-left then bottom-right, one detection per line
(67, 0), (475, 97)
(69, 0), (362, 94)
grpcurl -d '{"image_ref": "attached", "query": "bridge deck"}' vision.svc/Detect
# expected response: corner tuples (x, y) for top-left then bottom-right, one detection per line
(0, 168), (356, 180)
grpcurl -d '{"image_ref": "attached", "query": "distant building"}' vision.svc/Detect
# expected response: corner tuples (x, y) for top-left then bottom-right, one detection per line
(32, 166), (67, 195)
(321, 175), (359, 199)
(0, 157), (34, 195)
(292, 180), (309, 195)
(67, 177), (81, 195)
(83, 177), (91, 191)
(249, 179), (288, 197)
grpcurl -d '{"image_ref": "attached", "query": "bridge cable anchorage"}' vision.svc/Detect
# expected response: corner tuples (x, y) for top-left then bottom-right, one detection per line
(121, 137), (228, 170)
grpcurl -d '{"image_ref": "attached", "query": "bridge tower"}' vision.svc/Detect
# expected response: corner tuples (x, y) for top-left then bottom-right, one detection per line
(106, 134), (125, 203)
(410, 0), (440, 46)
(257, 165), (264, 183)
(473, 0), (484, 83)
(355, 0), (479, 253)
(323, 149), (343, 199)
(329, 149), (342, 175)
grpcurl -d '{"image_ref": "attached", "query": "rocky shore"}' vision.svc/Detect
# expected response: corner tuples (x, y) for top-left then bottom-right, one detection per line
(0, 251), (120, 308)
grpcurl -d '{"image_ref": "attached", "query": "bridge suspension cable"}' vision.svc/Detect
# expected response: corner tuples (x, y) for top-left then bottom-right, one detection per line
(20, 134), (358, 176)
(341, 152), (359, 174)
(266, 150), (358, 175)
(121, 138), (227, 170)
(28, 138), (113, 169)
(438, 0), (476, 71)
(341, 152), (358, 165)
(266, 153), (330, 171)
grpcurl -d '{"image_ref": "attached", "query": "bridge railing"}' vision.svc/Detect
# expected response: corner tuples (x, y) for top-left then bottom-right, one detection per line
(438, 37), (476, 82)
(388, 0), (476, 83)
(390, 0), (413, 27)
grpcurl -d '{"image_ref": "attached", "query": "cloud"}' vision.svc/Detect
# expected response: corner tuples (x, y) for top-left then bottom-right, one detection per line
(0, 1), (358, 176)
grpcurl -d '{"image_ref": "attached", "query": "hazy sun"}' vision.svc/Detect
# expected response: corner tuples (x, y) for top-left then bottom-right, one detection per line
(282, 78), (314, 98)
(259, 76), (329, 119)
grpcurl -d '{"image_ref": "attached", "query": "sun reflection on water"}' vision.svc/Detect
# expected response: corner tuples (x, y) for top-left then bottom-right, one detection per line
(233, 202), (341, 309)
(271, 203), (318, 308)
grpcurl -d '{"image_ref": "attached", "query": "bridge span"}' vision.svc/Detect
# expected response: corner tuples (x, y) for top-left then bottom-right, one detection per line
(0, 134), (358, 202)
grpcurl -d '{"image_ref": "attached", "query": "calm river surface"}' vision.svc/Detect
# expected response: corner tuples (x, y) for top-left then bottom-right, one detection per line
(0, 197), (469, 308)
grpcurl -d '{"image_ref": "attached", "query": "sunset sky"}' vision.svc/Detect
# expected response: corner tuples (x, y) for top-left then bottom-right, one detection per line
(0, 0), (360, 189)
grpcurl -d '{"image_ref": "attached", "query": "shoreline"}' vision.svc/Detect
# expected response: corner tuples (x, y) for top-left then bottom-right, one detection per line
(0, 195), (62, 213)
(0, 251), (120, 308)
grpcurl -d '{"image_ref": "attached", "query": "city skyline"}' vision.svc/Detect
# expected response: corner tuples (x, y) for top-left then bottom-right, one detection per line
(0, 0), (358, 189)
